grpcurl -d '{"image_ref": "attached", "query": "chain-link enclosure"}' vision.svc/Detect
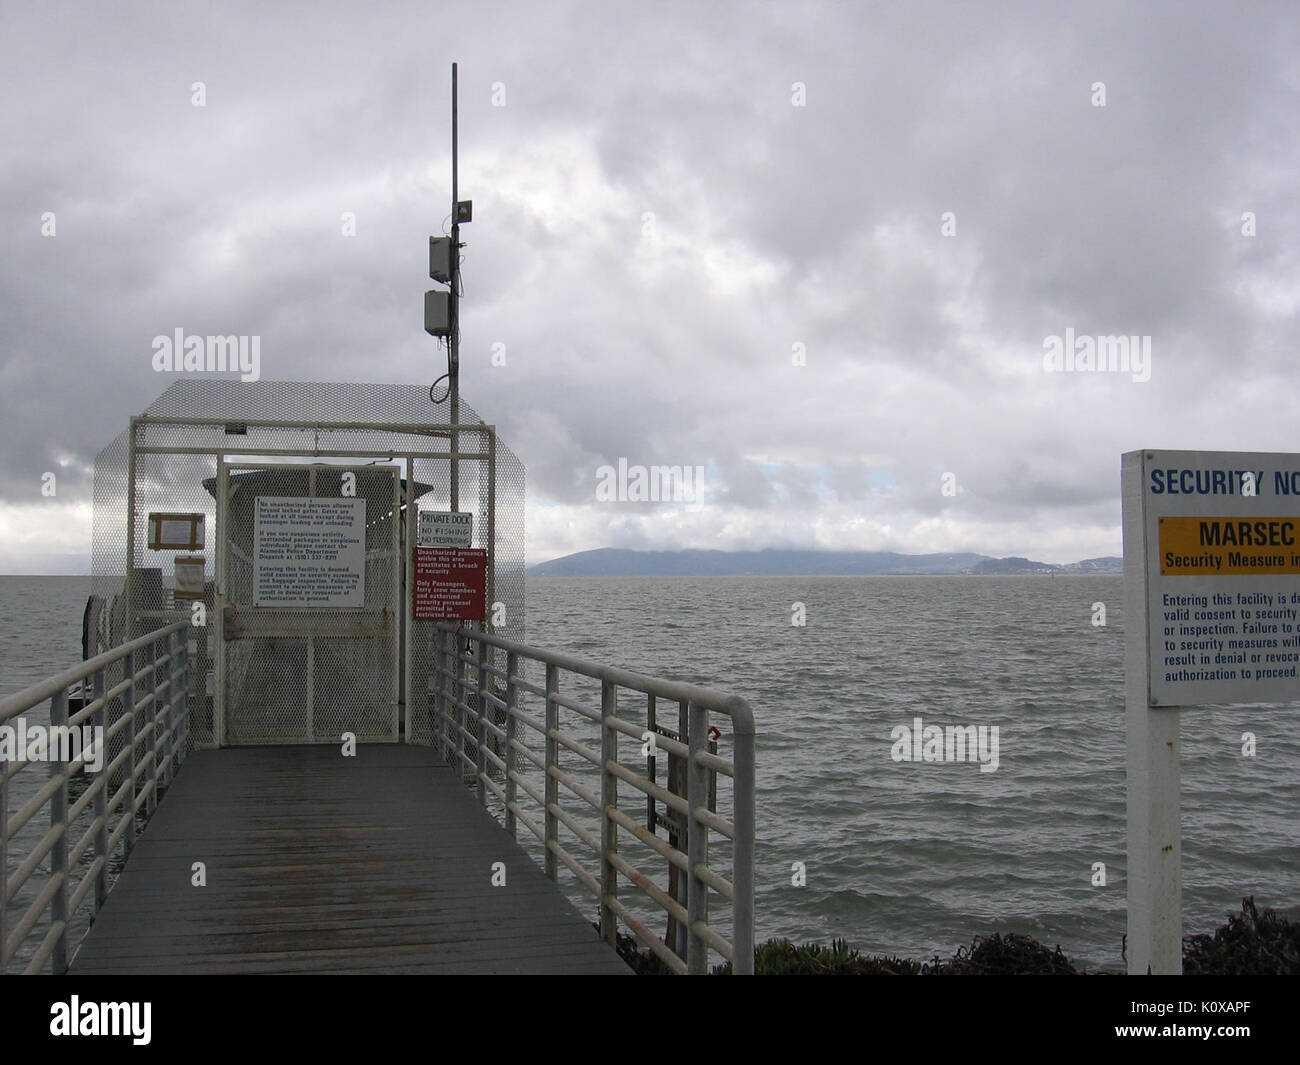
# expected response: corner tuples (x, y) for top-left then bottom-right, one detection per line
(90, 379), (524, 749)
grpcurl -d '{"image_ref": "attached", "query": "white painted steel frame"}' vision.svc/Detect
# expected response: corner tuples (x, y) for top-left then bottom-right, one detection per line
(128, 414), (499, 751)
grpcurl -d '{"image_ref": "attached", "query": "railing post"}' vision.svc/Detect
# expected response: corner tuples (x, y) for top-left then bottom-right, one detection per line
(441, 627), (454, 763)
(599, 679), (618, 948)
(163, 630), (175, 789)
(146, 637), (158, 816)
(124, 648), (137, 855)
(93, 665), (110, 913)
(50, 689), (70, 974)
(178, 629), (190, 766)
(454, 631), (467, 782)
(544, 663), (558, 882)
(1, 745), (9, 970)
(733, 710), (756, 976)
(434, 628), (445, 761)
(475, 634), (488, 806)
(504, 650), (518, 839)
(686, 700), (709, 975)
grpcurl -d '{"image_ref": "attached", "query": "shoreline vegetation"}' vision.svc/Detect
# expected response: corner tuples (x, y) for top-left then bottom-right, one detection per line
(601, 897), (1300, 975)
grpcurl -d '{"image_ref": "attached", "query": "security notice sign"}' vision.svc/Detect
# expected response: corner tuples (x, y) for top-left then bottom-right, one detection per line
(412, 547), (486, 621)
(254, 497), (366, 607)
(1124, 449), (1300, 706)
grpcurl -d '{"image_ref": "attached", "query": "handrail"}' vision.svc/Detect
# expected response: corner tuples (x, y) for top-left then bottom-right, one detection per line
(430, 623), (755, 975)
(1, 621), (190, 974)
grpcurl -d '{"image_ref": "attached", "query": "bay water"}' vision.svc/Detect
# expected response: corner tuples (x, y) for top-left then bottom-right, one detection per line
(3, 573), (1298, 971)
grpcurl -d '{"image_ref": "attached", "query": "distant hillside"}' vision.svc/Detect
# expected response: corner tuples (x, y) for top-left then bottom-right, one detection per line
(526, 548), (1123, 577)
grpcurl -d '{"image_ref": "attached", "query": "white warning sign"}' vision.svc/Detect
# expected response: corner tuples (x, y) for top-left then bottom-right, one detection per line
(418, 510), (472, 547)
(254, 497), (366, 607)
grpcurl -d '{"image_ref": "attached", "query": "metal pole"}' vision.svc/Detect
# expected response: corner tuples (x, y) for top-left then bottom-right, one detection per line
(50, 690), (70, 973)
(599, 680), (618, 947)
(686, 701), (709, 974)
(504, 650), (518, 839)
(125, 419), (138, 649)
(475, 635), (487, 806)
(93, 665), (109, 912)
(0, 757), (7, 970)
(449, 61), (460, 515)
(1123, 450), (1182, 974)
(178, 626), (190, 765)
(124, 648), (138, 854)
(544, 663), (558, 882)
(146, 638), (158, 816)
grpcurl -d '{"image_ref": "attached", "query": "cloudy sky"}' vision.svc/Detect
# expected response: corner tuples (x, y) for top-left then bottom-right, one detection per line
(2, 0), (1297, 572)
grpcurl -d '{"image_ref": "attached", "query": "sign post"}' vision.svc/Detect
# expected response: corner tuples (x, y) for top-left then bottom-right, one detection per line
(1122, 449), (1300, 973)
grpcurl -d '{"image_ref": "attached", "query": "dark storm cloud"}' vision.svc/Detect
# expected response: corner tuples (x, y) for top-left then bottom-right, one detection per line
(1, 0), (1297, 569)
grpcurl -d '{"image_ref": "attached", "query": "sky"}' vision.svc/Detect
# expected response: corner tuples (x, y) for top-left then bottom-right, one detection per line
(1, 0), (1298, 572)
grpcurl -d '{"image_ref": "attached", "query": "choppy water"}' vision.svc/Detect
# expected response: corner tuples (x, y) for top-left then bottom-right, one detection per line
(3, 573), (1298, 971)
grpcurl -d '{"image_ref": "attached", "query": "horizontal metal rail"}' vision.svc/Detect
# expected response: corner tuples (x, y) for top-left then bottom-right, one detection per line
(429, 624), (755, 975)
(1, 621), (190, 975)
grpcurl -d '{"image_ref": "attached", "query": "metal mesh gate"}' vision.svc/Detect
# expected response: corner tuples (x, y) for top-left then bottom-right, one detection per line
(89, 379), (526, 750)
(218, 463), (400, 744)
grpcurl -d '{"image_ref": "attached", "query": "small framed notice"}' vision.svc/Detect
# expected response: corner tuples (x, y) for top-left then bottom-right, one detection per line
(148, 513), (205, 551)
(173, 557), (207, 600)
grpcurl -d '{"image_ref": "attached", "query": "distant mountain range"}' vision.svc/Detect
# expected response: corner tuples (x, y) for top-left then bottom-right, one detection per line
(526, 548), (1123, 577)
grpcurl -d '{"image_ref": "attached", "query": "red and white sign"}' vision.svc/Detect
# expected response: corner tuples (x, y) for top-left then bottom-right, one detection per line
(413, 547), (486, 620)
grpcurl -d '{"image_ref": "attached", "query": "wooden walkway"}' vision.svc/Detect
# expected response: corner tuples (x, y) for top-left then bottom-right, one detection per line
(69, 746), (631, 974)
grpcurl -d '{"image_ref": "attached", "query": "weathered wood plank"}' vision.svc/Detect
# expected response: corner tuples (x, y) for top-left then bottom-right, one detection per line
(69, 745), (630, 975)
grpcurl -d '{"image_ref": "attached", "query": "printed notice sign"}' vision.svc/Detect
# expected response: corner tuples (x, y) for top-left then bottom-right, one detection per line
(148, 512), (205, 550)
(1126, 450), (1300, 705)
(418, 510), (472, 547)
(412, 547), (486, 620)
(254, 497), (366, 607)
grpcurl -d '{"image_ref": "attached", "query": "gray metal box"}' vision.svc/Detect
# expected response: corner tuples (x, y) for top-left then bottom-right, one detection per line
(424, 290), (451, 336)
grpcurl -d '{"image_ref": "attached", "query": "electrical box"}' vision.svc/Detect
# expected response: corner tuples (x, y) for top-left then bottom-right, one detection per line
(424, 290), (451, 336)
(429, 237), (452, 283)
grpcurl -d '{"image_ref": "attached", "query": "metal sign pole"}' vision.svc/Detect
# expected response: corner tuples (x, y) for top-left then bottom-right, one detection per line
(1122, 449), (1183, 974)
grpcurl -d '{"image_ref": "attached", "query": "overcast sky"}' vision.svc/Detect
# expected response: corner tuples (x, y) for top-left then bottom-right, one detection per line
(2, 0), (1297, 572)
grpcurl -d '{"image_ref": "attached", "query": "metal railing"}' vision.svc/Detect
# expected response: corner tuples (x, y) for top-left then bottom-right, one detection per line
(1, 621), (190, 974)
(430, 623), (755, 975)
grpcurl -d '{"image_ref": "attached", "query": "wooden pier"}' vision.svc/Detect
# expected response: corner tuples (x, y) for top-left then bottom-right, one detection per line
(68, 745), (631, 975)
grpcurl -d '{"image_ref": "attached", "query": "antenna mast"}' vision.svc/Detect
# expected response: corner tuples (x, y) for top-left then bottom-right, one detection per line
(426, 62), (471, 512)
(449, 61), (460, 513)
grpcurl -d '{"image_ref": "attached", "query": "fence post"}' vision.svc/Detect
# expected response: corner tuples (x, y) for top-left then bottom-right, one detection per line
(163, 630), (175, 789)
(732, 706), (756, 976)
(544, 664), (559, 882)
(475, 634), (488, 806)
(686, 700), (709, 975)
(0, 755), (7, 970)
(124, 648), (137, 855)
(454, 631), (468, 782)
(441, 628), (452, 763)
(93, 665), (109, 913)
(178, 628), (190, 766)
(146, 637), (159, 816)
(432, 629), (443, 760)
(504, 650), (518, 839)
(50, 689), (70, 974)
(599, 679), (618, 948)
